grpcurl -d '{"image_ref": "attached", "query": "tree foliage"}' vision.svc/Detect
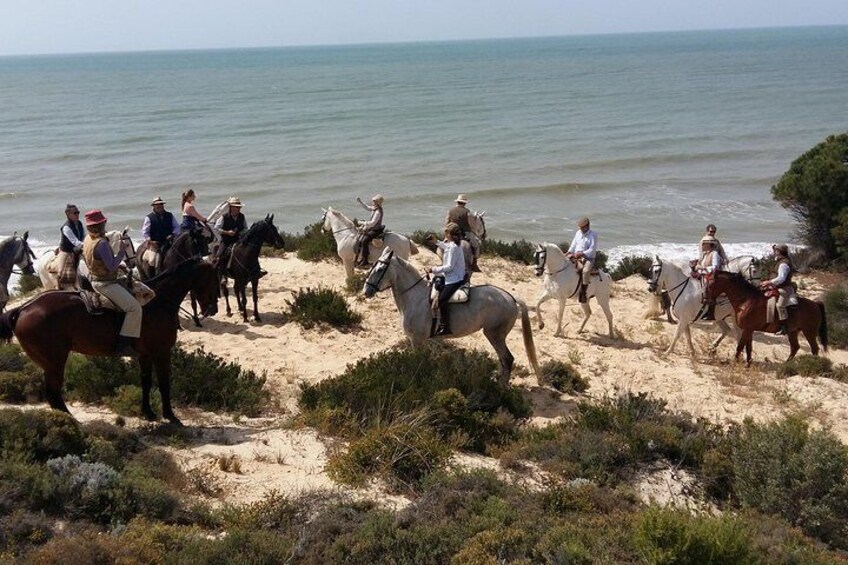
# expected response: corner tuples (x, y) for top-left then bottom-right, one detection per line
(771, 133), (848, 259)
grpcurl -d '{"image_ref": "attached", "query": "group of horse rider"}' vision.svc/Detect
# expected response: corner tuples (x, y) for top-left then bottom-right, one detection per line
(692, 223), (796, 335)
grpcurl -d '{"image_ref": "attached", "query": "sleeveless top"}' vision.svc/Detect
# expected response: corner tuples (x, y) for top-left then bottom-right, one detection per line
(60, 219), (85, 252)
(147, 211), (176, 243)
(82, 234), (117, 281)
(447, 206), (472, 234)
(221, 213), (247, 246)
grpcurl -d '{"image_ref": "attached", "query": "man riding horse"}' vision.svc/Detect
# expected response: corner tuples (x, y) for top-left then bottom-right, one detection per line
(355, 194), (385, 267)
(695, 234), (722, 320)
(213, 196), (266, 280)
(445, 193), (481, 272)
(141, 196), (180, 276)
(57, 203), (85, 290)
(760, 243), (796, 336)
(565, 216), (597, 303)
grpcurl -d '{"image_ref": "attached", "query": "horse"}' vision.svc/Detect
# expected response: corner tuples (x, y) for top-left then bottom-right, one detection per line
(220, 214), (285, 322)
(532, 243), (615, 338)
(706, 270), (827, 365)
(36, 229), (137, 291)
(322, 207), (419, 280)
(363, 248), (539, 384)
(0, 232), (36, 312)
(0, 258), (219, 424)
(646, 256), (765, 357)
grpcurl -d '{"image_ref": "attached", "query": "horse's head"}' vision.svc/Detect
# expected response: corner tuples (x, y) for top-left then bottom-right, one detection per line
(468, 212), (487, 240)
(533, 243), (547, 277)
(647, 255), (663, 294)
(192, 260), (219, 317)
(120, 228), (137, 268)
(321, 208), (331, 232)
(363, 248), (395, 298)
(262, 214), (285, 249)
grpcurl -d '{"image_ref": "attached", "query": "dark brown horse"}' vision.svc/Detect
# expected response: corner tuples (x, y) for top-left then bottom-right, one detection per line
(706, 271), (827, 365)
(220, 214), (284, 322)
(0, 258), (219, 424)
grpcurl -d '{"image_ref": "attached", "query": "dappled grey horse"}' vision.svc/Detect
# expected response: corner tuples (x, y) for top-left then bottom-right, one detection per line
(0, 232), (36, 312)
(363, 248), (539, 384)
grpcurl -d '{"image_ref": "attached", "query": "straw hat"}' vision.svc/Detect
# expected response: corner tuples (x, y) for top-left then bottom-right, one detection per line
(371, 194), (384, 205)
(150, 196), (166, 206)
(700, 235), (717, 245)
(84, 209), (107, 227)
(455, 194), (468, 204)
(577, 217), (590, 228)
(227, 196), (243, 208)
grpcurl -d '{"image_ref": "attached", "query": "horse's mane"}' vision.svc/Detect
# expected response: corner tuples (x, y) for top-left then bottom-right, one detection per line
(144, 256), (202, 285)
(330, 209), (355, 227)
(719, 271), (761, 294)
(240, 220), (267, 244)
(0, 236), (25, 265)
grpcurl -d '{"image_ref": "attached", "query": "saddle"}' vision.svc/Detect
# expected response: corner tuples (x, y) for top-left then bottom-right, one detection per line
(76, 279), (156, 316)
(429, 281), (472, 306)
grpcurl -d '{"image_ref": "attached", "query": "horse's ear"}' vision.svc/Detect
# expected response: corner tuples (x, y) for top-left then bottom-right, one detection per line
(269, 214), (274, 223)
(655, 254), (660, 262)
(22, 231), (28, 241)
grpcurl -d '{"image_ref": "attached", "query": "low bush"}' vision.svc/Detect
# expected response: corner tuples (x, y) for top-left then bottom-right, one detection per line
(0, 370), (43, 403)
(63, 354), (137, 404)
(14, 274), (42, 295)
(0, 409), (86, 463)
(538, 360), (589, 394)
(0, 510), (53, 558)
(775, 354), (834, 378)
(344, 271), (367, 294)
(105, 385), (162, 418)
(481, 238), (535, 264)
(293, 221), (338, 262)
(822, 287), (848, 348)
(0, 343), (29, 372)
(286, 285), (362, 329)
(610, 255), (653, 281)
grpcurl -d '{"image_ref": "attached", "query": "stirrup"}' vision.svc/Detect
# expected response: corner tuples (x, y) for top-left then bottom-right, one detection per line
(435, 325), (452, 336)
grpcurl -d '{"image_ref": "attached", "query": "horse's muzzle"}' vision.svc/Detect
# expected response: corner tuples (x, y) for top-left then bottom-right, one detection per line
(534, 267), (543, 278)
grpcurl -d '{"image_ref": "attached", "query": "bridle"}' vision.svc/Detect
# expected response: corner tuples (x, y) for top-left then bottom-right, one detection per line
(321, 210), (357, 236)
(10, 237), (35, 276)
(364, 251), (426, 296)
(534, 246), (569, 277)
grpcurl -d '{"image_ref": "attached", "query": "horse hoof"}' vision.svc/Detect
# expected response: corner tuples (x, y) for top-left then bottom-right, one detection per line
(164, 414), (184, 427)
(554, 332), (564, 338)
(538, 321), (545, 330)
(142, 410), (158, 422)
(254, 316), (262, 323)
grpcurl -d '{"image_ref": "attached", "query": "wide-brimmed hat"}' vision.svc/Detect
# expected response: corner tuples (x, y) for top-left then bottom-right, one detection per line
(84, 209), (107, 227)
(227, 196), (243, 208)
(773, 243), (789, 256)
(371, 194), (384, 205)
(700, 235), (717, 245)
(151, 196), (166, 206)
(577, 217), (590, 228)
(455, 194), (468, 204)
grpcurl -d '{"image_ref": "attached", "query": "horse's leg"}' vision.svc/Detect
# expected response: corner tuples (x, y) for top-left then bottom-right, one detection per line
(190, 291), (202, 328)
(710, 320), (730, 351)
(787, 331), (801, 361)
(555, 298), (566, 337)
(38, 353), (71, 414)
(802, 328), (819, 356)
(745, 331), (754, 366)
(666, 320), (687, 354)
(252, 278), (261, 322)
(598, 294), (615, 338)
(685, 324), (696, 358)
(154, 352), (181, 426)
(484, 327), (514, 385)
(221, 278), (232, 316)
(139, 355), (157, 421)
(236, 279), (248, 322)
(577, 303), (591, 333)
(534, 291), (552, 330)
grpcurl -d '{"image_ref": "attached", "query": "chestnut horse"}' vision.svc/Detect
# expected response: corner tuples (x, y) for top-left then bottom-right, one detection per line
(0, 258), (219, 424)
(706, 271), (827, 365)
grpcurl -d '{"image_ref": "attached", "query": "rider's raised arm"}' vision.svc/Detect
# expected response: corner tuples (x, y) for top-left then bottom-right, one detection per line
(357, 198), (375, 212)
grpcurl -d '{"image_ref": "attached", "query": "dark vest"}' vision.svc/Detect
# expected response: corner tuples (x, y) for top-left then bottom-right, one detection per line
(221, 213), (246, 246)
(447, 206), (472, 234)
(775, 257), (794, 288)
(60, 219), (85, 252)
(147, 211), (175, 244)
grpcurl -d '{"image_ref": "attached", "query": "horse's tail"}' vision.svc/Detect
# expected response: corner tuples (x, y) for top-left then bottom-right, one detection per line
(408, 238), (420, 256)
(517, 299), (540, 375)
(0, 307), (21, 342)
(817, 300), (828, 353)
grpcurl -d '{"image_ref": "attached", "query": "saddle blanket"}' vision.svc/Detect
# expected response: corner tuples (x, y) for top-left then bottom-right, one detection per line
(141, 249), (161, 269)
(79, 281), (156, 315)
(430, 283), (471, 306)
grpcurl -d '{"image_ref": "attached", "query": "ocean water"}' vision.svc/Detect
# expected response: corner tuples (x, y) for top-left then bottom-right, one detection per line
(2, 26), (848, 280)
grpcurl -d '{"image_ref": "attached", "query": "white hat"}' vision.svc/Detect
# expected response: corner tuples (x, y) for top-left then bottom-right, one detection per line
(227, 196), (243, 207)
(700, 235), (717, 244)
(151, 196), (166, 206)
(455, 194), (468, 204)
(371, 194), (384, 205)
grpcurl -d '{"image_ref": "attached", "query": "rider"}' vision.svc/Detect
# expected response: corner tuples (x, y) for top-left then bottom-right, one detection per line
(355, 194), (384, 267)
(57, 203), (85, 290)
(82, 209), (140, 357)
(700, 224), (728, 268)
(445, 193), (481, 272)
(142, 196), (180, 274)
(180, 189), (208, 233)
(213, 196), (247, 265)
(566, 217), (597, 303)
(760, 244), (795, 335)
(696, 235), (722, 320)
(426, 223), (467, 336)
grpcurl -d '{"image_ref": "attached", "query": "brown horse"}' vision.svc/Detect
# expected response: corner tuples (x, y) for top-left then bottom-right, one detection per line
(706, 271), (827, 365)
(0, 258), (219, 425)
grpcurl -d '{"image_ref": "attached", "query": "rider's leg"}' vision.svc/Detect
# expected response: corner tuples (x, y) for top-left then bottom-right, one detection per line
(436, 282), (463, 335)
(700, 277), (716, 320)
(95, 281), (142, 356)
(359, 231), (375, 266)
(775, 289), (789, 335)
(579, 259), (593, 303)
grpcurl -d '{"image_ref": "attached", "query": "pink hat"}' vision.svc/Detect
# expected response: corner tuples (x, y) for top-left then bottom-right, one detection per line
(84, 209), (107, 227)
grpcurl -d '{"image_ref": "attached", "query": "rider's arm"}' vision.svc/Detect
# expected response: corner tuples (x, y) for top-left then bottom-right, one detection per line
(432, 244), (455, 275)
(62, 225), (84, 249)
(95, 239), (125, 272)
(141, 216), (152, 241)
(434, 240), (448, 251)
(214, 216), (224, 229)
(357, 199), (375, 212)
(171, 215), (180, 237)
(566, 231), (578, 254)
(584, 231), (597, 258)
(185, 203), (207, 223)
(771, 263), (790, 286)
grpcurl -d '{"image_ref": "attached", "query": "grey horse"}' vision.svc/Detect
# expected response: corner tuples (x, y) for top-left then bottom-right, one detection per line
(0, 232), (36, 312)
(363, 247), (539, 384)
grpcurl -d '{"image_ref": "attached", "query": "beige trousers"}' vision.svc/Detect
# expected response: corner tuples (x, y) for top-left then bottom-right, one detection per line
(580, 259), (594, 285)
(776, 287), (795, 321)
(92, 280), (142, 338)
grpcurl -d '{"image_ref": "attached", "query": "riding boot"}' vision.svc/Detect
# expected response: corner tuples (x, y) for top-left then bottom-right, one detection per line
(775, 321), (788, 336)
(578, 283), (588, 304)
(700, 302), (716, 321)
(436, 307), (452, 336)
(113, 335), (137, 357)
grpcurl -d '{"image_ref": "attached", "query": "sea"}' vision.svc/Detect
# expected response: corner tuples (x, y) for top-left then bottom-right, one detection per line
(2, 26), (848, 289)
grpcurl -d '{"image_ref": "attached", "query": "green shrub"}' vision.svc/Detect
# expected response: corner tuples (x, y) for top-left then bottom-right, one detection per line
(610, 255), (654, 281)
(776, 354), (834, 378)
(538, 360), (589, 394)
(294, 221), (339, 262)
(105, 385), (162, 418)
(0, 409), (86, 463)
(732, 415), (848, 549)
(14, 274), (42, 295)
(0, 510), (53, 557)
(344, 271), (367, 294)
(63, 354), (137, 403)
(286, 285), (362, 329)
(481, 238), (535, 264)
(0, 370), (43, 403)
(771, 132), (848, 260)
(822, 287), (848, 348)
(0, 343), (28, 372)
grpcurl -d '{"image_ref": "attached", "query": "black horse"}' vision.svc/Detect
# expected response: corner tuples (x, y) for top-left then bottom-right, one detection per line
(220, 214), (284, 322)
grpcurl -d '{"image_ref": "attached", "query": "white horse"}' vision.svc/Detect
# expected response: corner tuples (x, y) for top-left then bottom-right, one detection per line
(532, 242), (615, 338)
(364, 247), (539, 384)
(322, 207), (419, 280)
(36, 229), (136, 290)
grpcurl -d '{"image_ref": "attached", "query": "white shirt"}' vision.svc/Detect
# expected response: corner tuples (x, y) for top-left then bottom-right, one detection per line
(141, 214), (180, 241)
(432, 240), (466, 285)
(698, 250), (721, 274)
(61, 225), (84, 249)
(357, 201), (383, 230)
(567, 228), (597, 260)
(771, 262), (791, 286)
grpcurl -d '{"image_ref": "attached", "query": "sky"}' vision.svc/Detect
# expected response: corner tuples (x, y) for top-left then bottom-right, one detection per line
(0, 0), (846, 56)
